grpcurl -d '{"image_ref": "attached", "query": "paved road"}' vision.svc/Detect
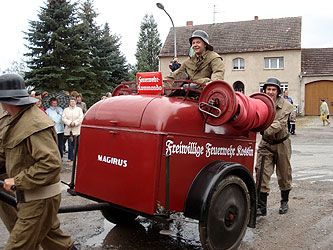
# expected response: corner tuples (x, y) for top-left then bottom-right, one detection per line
(1, 116), (332, 249)
(287, 117), (332, 182)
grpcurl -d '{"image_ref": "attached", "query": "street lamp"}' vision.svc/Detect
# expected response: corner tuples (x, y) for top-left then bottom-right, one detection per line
(156, 3), (177, 58)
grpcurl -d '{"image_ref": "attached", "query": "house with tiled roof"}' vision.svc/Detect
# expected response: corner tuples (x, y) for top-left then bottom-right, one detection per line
(301, 48), (333, 115)
(159, 16), (333, 115)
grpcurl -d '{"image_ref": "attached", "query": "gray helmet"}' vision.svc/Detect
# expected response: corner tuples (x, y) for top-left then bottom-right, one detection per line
(263, 77), (281, 94)
(0, 74), (38, 106)
(189, 30), (213, 51)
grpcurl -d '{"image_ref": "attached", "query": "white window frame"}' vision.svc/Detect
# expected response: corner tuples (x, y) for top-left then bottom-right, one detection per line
(264, 57), (284, 69)
(232, 58), (245, 70)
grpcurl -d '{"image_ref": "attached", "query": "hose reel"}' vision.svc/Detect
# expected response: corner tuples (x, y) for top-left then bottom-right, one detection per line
(199, 81), (276, 132)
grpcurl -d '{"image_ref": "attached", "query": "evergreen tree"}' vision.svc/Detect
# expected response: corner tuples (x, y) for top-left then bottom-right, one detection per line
(79, 0), (129, 104)
(24, 0), (129, 106)
(135, 14), (162, 73)
(24, 0), (91, 93)
(98, 23), (129, 88)
(77, 0), (102, 105)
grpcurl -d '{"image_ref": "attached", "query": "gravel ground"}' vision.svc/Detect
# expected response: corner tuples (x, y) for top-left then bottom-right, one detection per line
(1, 116), (332, 249)
(240, 115), (333, 250)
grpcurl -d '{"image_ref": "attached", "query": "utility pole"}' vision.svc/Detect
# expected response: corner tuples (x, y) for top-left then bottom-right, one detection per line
(213, 5), (220, 24)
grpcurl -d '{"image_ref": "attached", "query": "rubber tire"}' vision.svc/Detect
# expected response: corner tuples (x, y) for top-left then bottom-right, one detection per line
(199, 175), (250, 250)
(101, 206), (137, 225)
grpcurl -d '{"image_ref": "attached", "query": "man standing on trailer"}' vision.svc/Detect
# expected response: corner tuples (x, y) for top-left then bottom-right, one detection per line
(164, 30), (225, 91)
(0, 74), (76, 250)
(255, 77), (294, 216)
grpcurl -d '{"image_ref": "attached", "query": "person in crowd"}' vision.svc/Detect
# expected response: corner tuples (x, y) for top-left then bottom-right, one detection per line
(41, 91), (49, 98)
(46, 97), (65, 158)
(169, 57), (181, 72)
(289, 108), (297, 135)
(0, 104), (18, 233)
(76, 93), (87, 114)
(0, 73), (76, 250)
(255, 77), (294, 216)
(70, 91), (79, 98)
(106, 92), (112, 98)
(320, 99), (330, 126)
(34, 96), (47, 114)
(34, 91), (41, 98)
(164, 30), (224, 92)
(282, 90), (293, 104)
(62, 97), (83, 162)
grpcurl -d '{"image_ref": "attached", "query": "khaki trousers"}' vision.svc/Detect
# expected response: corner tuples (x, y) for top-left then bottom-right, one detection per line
(255, 139), (292, 193)
(5, 194), (73, 250)
(0, 173), (18, 232)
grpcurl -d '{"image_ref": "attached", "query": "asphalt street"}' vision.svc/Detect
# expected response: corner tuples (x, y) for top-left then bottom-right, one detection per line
(0, 116), (332, 249)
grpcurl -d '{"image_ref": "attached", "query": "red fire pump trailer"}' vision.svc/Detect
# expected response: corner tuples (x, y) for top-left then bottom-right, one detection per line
(73, 79), (275, 250)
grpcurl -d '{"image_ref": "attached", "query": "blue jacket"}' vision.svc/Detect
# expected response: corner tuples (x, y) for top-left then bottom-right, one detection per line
(281, 95), (293, 104)
(46, 106), (64, 134)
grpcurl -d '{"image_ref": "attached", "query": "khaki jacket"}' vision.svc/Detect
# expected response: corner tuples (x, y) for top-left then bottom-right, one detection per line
(0, 105), (10, 174)
(0, 104), (10, 135)
(76, 102), (87, 114)
(0, 105), (61, 191)
(165, 50), (224, 88)
(262, 97), (294, 142)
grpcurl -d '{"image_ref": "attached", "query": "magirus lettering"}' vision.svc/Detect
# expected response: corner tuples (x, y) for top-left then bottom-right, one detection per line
(97, 154), (127, 167)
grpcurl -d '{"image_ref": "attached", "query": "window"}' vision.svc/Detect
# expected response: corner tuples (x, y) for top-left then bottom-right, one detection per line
(264, 57), (284, 69)
(259, 82), (288, 93)
(233, 58), (245, 70)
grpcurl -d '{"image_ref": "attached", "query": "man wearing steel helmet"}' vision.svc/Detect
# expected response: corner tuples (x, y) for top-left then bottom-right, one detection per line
(255, 77), (294, 216)
(0, 74), (76, 249)
(164, 30), (224, 91)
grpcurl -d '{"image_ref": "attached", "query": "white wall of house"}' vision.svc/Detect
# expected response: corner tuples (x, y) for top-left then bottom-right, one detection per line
(224, 49), (301, 109)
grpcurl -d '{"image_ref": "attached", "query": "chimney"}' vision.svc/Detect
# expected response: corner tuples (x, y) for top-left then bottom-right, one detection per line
(186, 21), (193, 26)
(254, 16), (259, 20)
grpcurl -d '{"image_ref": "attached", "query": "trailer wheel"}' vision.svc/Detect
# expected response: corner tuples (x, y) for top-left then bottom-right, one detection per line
(101, 207), (137, 225)
(199, 175), (250, 250)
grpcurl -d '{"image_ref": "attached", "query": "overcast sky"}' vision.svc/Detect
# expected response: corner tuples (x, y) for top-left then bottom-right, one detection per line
(0, 0), (332, 70)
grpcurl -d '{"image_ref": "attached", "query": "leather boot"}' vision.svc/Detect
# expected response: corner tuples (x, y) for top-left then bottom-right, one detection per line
(257, 192), (268, 216)
(279, 190), (290, 214)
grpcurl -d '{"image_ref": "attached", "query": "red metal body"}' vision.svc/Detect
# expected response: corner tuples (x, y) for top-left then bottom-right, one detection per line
(75, 91), (259, 215)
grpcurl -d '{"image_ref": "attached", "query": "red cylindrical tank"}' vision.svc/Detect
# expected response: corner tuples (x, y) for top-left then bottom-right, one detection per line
(75, 92), (259, 215)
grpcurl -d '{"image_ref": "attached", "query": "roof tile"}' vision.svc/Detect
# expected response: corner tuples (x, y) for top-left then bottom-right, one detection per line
(160, 17), (302, 57)
(301, 48), (333, 75)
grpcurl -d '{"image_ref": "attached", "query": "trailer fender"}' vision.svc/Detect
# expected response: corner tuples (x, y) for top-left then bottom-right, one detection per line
(183, 160), (256, 228)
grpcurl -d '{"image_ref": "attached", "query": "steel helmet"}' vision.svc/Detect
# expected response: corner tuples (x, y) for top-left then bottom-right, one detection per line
(263, 77), (281, 94)
(0, 74), (38, 106)
(189, 30), (213, 51)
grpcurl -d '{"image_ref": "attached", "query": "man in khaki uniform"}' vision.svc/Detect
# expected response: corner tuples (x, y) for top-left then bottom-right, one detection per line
(0, 104), (17, 232)
(164, 30), (224, 91)
(255, 77), (294, 216)
(0, 74), (76, 250)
